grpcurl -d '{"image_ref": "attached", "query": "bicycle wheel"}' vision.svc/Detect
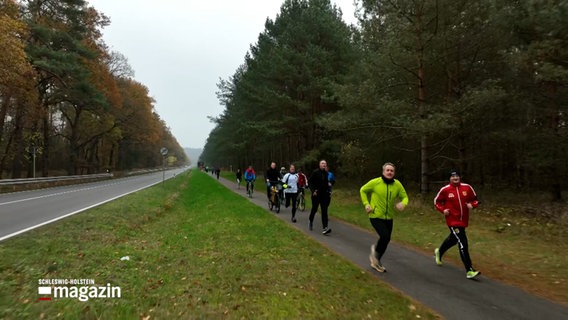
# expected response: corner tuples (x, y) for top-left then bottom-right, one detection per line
(298, 194), (305, 211)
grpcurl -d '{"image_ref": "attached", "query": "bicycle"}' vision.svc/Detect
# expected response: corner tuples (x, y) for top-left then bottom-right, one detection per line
(268, 181), (282, 213)
(246, 180), (254, 198)
(297, 187), (306, 212)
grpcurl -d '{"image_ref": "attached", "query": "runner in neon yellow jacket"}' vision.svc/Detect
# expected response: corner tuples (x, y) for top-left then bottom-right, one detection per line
(360, 162), (409, 272)
(360, 174), (409, 219)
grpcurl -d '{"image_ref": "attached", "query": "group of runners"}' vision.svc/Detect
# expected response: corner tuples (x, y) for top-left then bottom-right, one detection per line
(235, 160), (480, 279)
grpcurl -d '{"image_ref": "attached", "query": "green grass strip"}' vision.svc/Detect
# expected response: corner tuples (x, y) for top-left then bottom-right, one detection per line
(0, 170), (437, 319)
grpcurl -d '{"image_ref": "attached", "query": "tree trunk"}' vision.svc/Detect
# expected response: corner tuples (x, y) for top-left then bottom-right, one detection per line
(108, 142), (115, 168)
(0, 90), (12, 143)
(416, 4), (429, 195)
(10, 102), (26, 178)
(0, 129), (14, 178)
(41, 111), (49, 177)
(418, 44), (429, 194)
(547, 82), (563, 201)
(420, 135), (429, 194)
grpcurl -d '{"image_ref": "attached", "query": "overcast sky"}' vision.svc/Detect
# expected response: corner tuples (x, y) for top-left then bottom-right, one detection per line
(90, 0), (358, 149)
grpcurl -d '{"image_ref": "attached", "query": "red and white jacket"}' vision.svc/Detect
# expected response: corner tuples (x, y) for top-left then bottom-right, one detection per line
(297, 172), (308, 188)
(434, 183), (479, 227)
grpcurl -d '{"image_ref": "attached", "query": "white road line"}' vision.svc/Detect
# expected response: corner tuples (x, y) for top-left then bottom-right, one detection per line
(0, 179), (141, 206)
(0, 180), (161, 242)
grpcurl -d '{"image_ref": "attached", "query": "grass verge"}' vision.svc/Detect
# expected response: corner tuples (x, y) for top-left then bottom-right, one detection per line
(0, 170), (437, 319)
(329, 187), (568, 306)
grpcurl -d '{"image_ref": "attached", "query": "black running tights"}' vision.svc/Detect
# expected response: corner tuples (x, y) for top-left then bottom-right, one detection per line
(439, 227), (473, 271)
(370, 218), (393, 261)
(309, 194), (330, 229)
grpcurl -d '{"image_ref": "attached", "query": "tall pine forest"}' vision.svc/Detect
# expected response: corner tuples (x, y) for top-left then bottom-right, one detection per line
(201, 0), (568, 203)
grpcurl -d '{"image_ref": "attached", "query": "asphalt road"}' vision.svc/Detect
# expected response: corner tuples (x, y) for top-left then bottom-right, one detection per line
(0, 168), (188, 242)
(215, 175), (568, 320)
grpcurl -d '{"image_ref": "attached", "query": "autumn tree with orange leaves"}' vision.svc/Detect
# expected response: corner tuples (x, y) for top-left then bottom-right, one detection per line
(0, 0), (186, 178)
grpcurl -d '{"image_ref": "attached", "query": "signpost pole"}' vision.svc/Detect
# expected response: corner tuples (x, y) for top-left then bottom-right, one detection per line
(160, 147), (168, 186)
(32, 146), (37, 178)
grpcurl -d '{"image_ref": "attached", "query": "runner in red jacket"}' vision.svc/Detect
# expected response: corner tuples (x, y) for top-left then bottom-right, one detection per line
(433, 170), (480, 279)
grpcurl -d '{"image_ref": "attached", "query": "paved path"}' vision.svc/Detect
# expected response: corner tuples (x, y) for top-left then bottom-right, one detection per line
(213, 175), (568, 320)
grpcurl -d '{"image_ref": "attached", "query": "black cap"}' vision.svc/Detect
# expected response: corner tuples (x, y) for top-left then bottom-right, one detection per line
(449, 170), (460, 178)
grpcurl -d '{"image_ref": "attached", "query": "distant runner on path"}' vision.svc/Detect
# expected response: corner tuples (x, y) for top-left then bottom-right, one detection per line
(308, 160), (332, 235)
(236, 169), (242, 189)
(282, 164), (300, 223)
(360, 162), (408, 273)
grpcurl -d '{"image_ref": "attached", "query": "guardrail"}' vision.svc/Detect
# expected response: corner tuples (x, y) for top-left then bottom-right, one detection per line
(0, 173), (113, 186)
(0, 173), (113, 193)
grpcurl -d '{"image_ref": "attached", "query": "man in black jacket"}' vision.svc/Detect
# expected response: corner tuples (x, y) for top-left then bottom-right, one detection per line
(265, 162), (281, 200)
(308, 159), (331, 234)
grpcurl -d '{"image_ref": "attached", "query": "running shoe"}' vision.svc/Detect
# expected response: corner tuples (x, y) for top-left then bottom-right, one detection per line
(370, 260), (386, 273)
(322, 227), (332, 235)
(435, 248), (443, 266)
(466, 269), (480, 279)
(309, 221), (313, 231)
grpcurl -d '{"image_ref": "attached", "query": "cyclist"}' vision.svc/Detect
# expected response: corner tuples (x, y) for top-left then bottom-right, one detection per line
(297, 168), (308, 195)
(282, 164), (300, 222)
(244, 165), (256, 195)
(265, 162), (281, 201)
(296, 168), (308, 211)
(278, 167), (287, 200)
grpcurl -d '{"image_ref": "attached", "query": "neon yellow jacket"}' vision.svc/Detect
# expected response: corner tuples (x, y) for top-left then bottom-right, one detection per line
(360, 177), (409, 219)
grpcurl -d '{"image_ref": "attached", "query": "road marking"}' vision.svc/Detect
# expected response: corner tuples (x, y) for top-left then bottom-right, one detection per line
(0, 180), (162, 242)
(0, 177), (151, 206)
